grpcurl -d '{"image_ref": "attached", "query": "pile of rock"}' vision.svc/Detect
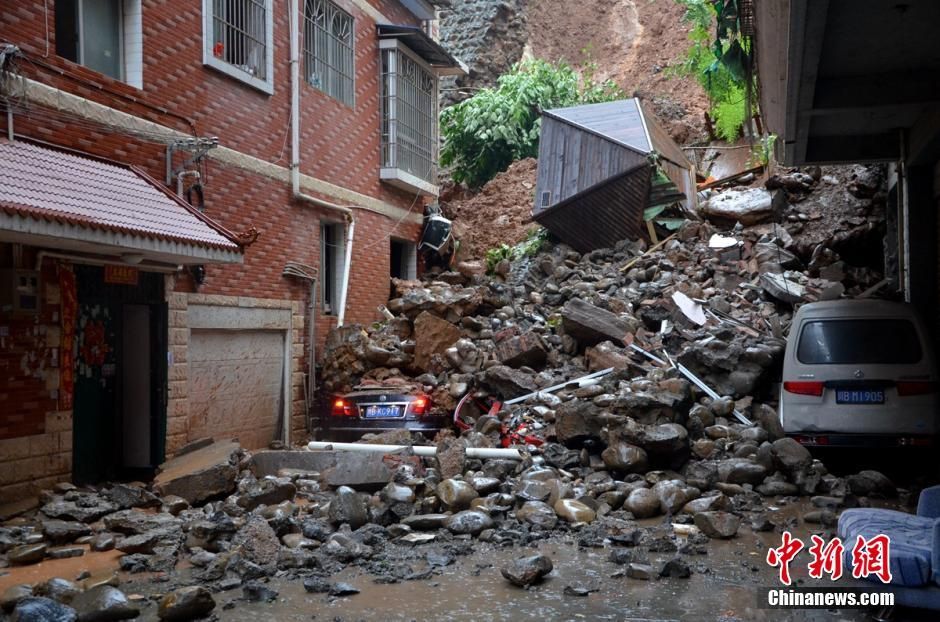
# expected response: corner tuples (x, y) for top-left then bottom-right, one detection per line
(0, 429), (900, 616)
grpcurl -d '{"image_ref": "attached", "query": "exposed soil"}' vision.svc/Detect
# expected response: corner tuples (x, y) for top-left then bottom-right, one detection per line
(525, 0), (709, 145)
(440, 158), (540, 262)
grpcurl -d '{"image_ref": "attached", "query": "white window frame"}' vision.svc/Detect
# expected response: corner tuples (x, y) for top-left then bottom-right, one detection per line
(303, 0), (356, 107)
(201, 0), (275, 95)
(379, 38), (440, 197)
(55, 0), (142, 88)
(320, 221), (346, 315)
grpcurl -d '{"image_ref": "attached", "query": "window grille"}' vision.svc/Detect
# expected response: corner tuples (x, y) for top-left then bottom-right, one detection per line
(304, 0), (355, 106)
(211, 0), (268, 80)
(381, 46), (437, 185)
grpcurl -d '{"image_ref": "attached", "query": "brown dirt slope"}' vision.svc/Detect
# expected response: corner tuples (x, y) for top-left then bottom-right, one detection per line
(526, 0), (709, 144)
(441, 158), (539, 261)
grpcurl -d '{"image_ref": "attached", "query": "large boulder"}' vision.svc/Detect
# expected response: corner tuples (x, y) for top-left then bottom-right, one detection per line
(152, 441), (239, 506)
(693, 511), (740, 539)
(601, 442), (648, 473)
(501, 555), (553, 587)
(413, 312), (462, 372)
(700, 187), (775, 226)
(554, 401), (606, 443)
(771, 438), (813, 474)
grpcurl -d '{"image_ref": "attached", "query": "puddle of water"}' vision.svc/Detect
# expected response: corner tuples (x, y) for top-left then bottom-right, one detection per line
(0, 546), (122, 593)
(211, 517), (872, 622)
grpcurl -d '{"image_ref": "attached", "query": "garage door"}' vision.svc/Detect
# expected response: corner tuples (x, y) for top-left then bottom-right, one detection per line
(188, 329), (284, 450)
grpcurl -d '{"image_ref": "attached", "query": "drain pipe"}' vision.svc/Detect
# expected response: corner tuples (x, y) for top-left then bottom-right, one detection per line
(289, 0), (355, 326)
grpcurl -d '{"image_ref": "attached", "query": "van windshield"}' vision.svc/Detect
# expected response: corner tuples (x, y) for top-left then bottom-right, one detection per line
(797, 319), (923, 364)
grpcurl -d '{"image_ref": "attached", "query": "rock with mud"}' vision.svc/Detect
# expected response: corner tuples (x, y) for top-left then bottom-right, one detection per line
(157, 587), (215, 621)
(8, 543), (47, 565)
(328, 486), (370, 529)
(34, 579), (80, 605)
(554, 499), (595, 524)
(624, 488), (661, 518)
(437, 479), (479, 510)
(515, 501), (558, 529)
(501, 554), (554, 587)
(444, 510), (494, 535)
(70, 585), (138, 621)
(11, 597), (77, 622)
(693, 511), (740, 539)
(601, 442), (648, 473)
(2, 585), (33, 613)
(846, 470), (896, 497)
(561, 298), (636, 347)
(230, 514), (280, 569)
(42, 520), (92, 544)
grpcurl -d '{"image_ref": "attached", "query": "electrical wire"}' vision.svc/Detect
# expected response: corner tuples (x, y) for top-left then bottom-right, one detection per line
(356, 160), (433, 252)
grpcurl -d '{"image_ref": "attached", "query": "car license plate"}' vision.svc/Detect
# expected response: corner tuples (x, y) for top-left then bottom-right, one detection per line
(363, 405), (403, 419)
(835, 389), (885, 405)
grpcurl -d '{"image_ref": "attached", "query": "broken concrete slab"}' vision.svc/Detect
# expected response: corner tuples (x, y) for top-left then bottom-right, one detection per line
(561, 298), (636, 348)
(152, 441), (239, 506)
(250, 450), (396, 489)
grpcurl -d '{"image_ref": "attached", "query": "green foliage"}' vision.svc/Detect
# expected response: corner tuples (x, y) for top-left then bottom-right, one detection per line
(516, 227), (550, 259)
(484, 244), (514, 274)
(440, 59), (623, 188)
(672, 0), (753, 142)
(483, 228), (551, 274)
(749, 133), (777, 168)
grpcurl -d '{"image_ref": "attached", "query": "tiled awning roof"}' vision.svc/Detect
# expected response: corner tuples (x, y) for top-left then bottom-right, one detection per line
(0, 139), (243, 259)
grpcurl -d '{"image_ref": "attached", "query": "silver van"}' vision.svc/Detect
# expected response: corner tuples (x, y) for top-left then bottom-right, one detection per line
(779, 300), (940, 447)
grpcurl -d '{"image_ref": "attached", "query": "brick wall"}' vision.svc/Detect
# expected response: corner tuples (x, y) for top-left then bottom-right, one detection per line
(0, 256), (72, 503)
(1, 0), (425, 210)
(0, 0), (431, 496)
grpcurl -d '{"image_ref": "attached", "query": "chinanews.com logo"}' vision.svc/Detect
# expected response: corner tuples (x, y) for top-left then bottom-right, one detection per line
(760, 531), (895, 609)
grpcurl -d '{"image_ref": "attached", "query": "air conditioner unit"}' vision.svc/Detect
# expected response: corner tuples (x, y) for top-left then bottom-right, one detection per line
(0, 269), (40, 315)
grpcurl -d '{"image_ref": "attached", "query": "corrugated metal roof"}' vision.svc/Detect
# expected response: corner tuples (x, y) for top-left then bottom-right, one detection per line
(532, 163), (652, 253)
(0, 139), (241, 251)
(543, 99), (652, 156)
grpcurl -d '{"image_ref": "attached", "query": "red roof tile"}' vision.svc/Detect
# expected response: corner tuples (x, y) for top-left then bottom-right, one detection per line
(0, 139), (241, 251)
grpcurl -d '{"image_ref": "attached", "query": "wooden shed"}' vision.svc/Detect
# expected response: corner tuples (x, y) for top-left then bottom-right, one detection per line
(532, 98), (696, 253)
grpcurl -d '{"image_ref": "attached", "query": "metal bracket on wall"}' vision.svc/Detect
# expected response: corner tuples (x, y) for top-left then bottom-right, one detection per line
(165, 136), (219, 188)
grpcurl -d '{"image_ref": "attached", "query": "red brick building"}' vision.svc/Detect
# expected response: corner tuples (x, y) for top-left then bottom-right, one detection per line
(0, 0), (461, 501)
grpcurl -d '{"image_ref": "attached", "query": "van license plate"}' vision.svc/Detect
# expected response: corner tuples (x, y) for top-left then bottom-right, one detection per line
(364, 405), (403, 419)
(836, 389), (885, 405)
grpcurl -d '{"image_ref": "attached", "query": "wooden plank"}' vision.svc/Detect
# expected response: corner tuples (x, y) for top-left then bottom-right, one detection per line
(563, 128), (582, 201)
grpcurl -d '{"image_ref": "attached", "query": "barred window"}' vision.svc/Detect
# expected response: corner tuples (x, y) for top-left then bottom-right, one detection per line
(203, 0), (273, 93)
(381, 45), (437, 186)
(304, 0), (355, 107)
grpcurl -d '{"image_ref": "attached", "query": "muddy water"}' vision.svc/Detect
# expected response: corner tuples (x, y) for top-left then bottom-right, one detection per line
(0, 547), (122, 593)
(207, 503), (873, 622)
(2, 499), (905, 621)
(211, 538), (866, 622)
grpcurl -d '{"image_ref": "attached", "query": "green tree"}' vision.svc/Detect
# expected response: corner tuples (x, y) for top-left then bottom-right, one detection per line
(672, 0), (753, 142)
(440, 59), (623, 188)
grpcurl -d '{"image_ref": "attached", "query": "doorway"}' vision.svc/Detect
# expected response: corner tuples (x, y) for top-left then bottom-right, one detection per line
(72, 265), (167, 484)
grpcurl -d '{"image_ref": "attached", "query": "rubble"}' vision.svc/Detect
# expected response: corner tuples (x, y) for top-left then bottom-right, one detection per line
(0, 163), (909, 617)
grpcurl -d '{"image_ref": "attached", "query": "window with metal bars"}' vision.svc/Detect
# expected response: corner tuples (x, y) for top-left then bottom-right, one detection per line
(303, 0), (355, 107)
(203, 0), (272, 93)
(381, 46), (438, 186)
